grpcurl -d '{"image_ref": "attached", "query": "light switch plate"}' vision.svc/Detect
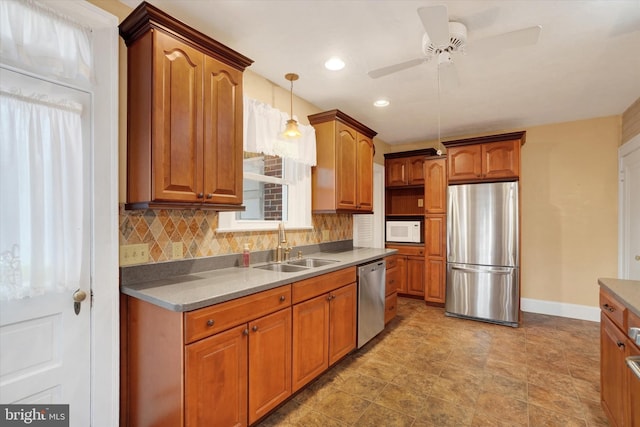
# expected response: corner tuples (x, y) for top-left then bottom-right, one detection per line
(418, 198), (424, 207)
(172, 242), (184, 259)
(120, 243), (149, 266)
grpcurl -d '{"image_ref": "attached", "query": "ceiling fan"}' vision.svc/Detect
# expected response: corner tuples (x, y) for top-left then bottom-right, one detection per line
(367, 5), (542, 86)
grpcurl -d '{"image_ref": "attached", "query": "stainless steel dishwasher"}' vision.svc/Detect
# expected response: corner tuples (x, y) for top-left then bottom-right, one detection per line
(357, 259), (386, 348)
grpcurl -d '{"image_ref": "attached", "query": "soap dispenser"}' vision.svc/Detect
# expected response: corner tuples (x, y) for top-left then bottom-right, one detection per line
(242, 243), (250, 267)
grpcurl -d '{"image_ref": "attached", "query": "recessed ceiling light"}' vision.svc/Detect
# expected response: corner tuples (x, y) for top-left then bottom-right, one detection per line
(324, 56), (345, 71)
(373, 99), (389, 107)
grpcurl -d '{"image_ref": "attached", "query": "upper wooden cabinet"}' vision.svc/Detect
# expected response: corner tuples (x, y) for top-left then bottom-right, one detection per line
(386, 155), (426, 187)
(443, 131), (525, 183)
(119, 2), (253, 210)
(424, 157), (447, 214)
(308, 110), (377, 213)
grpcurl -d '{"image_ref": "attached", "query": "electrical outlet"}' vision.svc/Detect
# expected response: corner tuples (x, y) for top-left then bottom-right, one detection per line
(172, 242), (184, 259)
(322, 230), (330, 240)
(418, 198), (424, 207)
(119, 243), (149, 266)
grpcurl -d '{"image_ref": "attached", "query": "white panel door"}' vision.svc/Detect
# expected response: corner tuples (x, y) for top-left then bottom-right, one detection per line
(620, 136), (640, 279)
(0, 68), (91, 425)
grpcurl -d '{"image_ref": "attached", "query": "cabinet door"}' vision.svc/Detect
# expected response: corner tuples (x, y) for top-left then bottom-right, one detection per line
(447, 145), (482, 182)
(292, 294), (329, 392)
(395, 256), (408, 294)
(153, 31), (204, 202)
(335, 122), (358, 210)
(356, 133), (374, 211)
(407, 156), (425, 185)
(328, 283), (357, 365)
(185, 324), (248, 427)
(203, 56), (244, 205)
(425, 258), (446, 304)
(248, 308), (291, 424)
(386, 158), (407, 187)
(406, 256), (425, 296)
(601, 314), (627, 427)
(482, 140), (520, 180)
(425, 215), (446, 258)
(424, 158), (447, 214)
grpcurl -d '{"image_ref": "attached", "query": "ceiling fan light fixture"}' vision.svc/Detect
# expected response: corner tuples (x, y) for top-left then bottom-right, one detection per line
(282, 73), (301, 139)
(373, 99), (390, 107)
(324, 56), (345, 71)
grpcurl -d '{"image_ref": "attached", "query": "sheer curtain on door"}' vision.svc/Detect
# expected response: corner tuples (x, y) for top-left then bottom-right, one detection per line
(0, 89), (84, 300)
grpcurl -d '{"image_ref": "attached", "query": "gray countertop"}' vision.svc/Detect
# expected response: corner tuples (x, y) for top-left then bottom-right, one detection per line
(599, 277), (640, 317)
(121, 247), (396, 312)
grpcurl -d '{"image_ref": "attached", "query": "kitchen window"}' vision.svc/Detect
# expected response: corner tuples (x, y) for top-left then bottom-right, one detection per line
(218, 97), (316, 232)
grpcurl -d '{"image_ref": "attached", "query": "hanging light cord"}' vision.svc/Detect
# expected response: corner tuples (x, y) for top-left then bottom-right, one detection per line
(290, 78), (294, 120)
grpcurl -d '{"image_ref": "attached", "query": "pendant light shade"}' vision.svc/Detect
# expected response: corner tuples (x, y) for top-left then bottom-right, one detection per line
(283, 73), (301, 139)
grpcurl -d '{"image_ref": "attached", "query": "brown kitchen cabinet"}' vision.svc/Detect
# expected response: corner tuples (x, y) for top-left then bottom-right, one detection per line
(308, 110), (377, 213)
(443, 131), (525, 183)
(292, 267), (357, 391)
(124, 284), (291, 427)
(386, 245), (425, 297)
(424, 158), (447, 214)
(119, 2), (252, 210)
(599, 287), (640, 427)
(384, 256), (399, 324)
(385, 155), (426, 187)
(424, 215), (446, 304)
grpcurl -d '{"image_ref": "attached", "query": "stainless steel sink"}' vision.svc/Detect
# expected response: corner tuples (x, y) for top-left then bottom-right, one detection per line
(286, 258), (339, 268)
(253, 263), (309, 273)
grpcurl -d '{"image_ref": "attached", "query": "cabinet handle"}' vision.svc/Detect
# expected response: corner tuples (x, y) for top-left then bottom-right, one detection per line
(252, 325), (258, 332)
(197, 193), (204, 199)
(603, 303), (615, 313)
(279, 295), (286, 302)
(327, 294), (335, 301)
(206, 319), (214, 327)
(617, 341), (625, 349)
(206, 193), (213, 199)
(243, 328), (249, 336)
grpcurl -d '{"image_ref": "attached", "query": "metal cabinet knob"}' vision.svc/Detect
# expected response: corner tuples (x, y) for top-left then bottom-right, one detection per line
(280, 295), (286, 302)
(603, 303), (615, 313)
(252, 325), (258, 332)
(206, 193), (213, 199)
(197, 193), (204, 198)
(243, 329), (249, 336)
(206, 319), (215, 327)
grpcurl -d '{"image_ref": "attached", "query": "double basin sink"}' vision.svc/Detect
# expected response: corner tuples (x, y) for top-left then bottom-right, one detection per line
(253, 258), (339, 273)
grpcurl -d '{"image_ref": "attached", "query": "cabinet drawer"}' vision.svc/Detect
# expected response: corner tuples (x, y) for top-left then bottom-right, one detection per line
(387, 245), (424, 257)
(385, 292), (397, 324)
(600, 288), (627, 331)
(184, 285), (291, 344)
(386, 256), (398, 270)
(386, 267), (399, 296)
(292, 267), (356, 304)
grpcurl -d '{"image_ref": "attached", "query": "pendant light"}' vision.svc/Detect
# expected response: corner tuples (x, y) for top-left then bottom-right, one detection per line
(282, 73), (302, 139)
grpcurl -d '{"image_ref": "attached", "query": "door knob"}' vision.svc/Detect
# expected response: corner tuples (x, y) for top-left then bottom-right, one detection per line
(635, 255), (640, 261)
(72, 289), (87, 315)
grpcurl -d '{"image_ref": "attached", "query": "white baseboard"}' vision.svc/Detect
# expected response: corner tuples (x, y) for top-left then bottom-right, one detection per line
(521, 298), (600, 322)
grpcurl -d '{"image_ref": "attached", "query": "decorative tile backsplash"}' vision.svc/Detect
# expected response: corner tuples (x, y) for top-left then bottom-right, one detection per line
(119, 205), (353, 264)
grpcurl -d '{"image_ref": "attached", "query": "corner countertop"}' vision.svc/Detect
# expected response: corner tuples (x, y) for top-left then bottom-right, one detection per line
(599, 277), (640, 317)
(121, 247), (396, 312)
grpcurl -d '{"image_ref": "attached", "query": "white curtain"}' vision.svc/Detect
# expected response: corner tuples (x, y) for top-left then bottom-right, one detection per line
(0, 89), (84, 300)
(0, 0), (93, 81)
(243, 96), (317, 167)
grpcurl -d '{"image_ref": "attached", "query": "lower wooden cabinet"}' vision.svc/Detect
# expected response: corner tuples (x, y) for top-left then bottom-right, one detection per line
(291, 268), (357, 392)
(599, 287), (640, 427)
(386, 245), (425, 297)
(384, 256), (399, 324)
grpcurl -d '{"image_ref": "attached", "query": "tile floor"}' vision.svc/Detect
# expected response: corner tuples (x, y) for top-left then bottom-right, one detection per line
(257, 297), (609, 427)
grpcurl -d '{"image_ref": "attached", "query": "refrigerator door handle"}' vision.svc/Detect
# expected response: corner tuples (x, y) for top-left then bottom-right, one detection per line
(451, 265), (513, 275)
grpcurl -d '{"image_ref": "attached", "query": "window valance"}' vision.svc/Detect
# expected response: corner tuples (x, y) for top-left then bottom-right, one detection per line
(0, 0), (93, 81)
(243, 96), (316, 167)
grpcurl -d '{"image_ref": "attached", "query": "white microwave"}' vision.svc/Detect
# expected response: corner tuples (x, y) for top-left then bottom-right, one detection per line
(386, 220), (422, 243)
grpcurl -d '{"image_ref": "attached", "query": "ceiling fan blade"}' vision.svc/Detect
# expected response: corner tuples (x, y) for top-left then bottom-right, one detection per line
(471, 25), (542, 53)
(438, 62), (459, 90)
(367, 58), (426, 79)
(418, 5), (450, 48)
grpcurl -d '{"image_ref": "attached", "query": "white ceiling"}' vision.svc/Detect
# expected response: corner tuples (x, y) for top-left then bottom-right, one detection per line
(123, 0), (640, 145)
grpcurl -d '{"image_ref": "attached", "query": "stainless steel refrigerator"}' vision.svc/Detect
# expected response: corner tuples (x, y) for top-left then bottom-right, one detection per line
(446, 182), (519, 327)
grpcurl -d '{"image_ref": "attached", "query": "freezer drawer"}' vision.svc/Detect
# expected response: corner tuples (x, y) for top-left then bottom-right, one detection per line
(445, 263), (519, 326)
